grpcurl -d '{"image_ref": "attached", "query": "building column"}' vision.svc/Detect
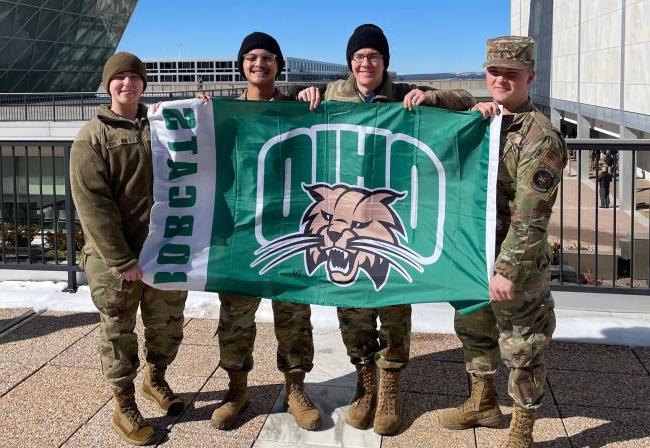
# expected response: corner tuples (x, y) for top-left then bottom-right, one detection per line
(577, 114), (593, 180)
(550, 108), (562, 130)
(618, 126), (640, 211)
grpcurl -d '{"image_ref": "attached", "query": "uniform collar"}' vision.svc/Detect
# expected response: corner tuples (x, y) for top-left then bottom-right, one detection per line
(505, 97), (534, 130)
(238, 88), (283, 101)
(341, 73), (393, 102)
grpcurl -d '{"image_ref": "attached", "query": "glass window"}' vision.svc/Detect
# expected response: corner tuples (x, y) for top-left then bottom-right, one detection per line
(14, 4), (39, 39)
(0, 5), (15, 36)
(64, 0), (83, 14)
(43, 0), (64, 9)
(57, 13), (78, 42)
(31, 41), (55, 69)
(0, 38), (10, 66)
(9, 38), (33, 70)
(36, 8), (61, 41)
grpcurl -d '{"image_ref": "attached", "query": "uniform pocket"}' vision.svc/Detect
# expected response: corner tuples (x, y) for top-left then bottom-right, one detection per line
(84, 256), (126, 316)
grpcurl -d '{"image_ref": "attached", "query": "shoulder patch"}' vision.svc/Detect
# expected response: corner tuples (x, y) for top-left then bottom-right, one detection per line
(531, 166), (556, 192)
(539, 147), (565, 173)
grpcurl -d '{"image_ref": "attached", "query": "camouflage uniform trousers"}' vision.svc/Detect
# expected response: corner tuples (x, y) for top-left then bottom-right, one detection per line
(337, 305), (411, 370)
(85, 256), (187, 391)
(217, 293), (314, 373)
(454, 274), (556, 410)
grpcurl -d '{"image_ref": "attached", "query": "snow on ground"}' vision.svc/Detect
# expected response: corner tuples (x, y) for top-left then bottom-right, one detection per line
(1, 281), (649, 346)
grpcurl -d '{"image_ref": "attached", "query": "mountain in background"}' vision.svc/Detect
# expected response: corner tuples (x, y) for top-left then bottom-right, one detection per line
(396, 72), (484, 80)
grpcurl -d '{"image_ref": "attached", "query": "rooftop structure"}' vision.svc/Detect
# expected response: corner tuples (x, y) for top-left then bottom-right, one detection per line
(142, 57), (349, 90)
(0, 0), (138, 93)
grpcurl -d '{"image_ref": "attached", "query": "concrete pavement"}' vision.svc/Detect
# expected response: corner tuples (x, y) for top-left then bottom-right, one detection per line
(1, 306), (649, 448)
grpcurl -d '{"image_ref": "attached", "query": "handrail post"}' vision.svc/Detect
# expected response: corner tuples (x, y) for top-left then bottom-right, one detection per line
(62, 143), (77, 292)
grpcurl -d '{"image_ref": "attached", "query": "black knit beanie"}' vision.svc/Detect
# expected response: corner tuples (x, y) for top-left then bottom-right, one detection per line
(102, 52), (147, 92)
(237, 32), (285, 79)
(346, 24), (390, 70)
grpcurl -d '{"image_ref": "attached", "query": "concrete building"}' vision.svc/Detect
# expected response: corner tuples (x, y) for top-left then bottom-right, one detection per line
(142, 57), (348, 91)
(511, 0), (650, 205)
(0, 0), (137, 92)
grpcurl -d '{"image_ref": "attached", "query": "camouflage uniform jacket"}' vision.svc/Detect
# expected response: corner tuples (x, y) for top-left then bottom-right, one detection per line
(494, 98), (567, 284)
(236, 89), (291, 101)
(70, 104), (152, 274)
(324, 73), (476, 110)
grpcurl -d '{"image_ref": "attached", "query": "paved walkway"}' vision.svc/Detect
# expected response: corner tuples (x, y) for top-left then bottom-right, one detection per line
(1, 306), (649, 448)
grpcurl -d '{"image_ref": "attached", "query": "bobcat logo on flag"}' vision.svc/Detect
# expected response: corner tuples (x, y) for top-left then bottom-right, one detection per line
(252, 182), (426, 290)
(251, 123), (444, 291)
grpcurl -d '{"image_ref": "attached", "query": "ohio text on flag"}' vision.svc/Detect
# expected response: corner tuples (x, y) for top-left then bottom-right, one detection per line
(140, 98), (502, 315)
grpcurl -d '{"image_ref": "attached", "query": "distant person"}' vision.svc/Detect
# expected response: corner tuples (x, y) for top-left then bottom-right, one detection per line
(605, 150), (617, 177)
(209, 32), (321, 432)
(598, 165), (613, 207)
(70, 52), (187, 446)
(437, 36), (567, 448)
(297, 24), (476, 436)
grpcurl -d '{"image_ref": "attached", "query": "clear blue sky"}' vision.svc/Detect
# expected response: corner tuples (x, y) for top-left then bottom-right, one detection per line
(117, 0), (511, 75)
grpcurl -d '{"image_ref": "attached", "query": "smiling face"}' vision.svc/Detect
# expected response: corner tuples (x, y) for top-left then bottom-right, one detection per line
(108, 71), (144, 108)
(486, 66), (534, 112)
(242, 48), (278, 88)
(351, 47), (385, 93)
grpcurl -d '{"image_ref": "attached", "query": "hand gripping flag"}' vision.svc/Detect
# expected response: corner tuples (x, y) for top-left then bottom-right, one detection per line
(140, 98), (501, 314)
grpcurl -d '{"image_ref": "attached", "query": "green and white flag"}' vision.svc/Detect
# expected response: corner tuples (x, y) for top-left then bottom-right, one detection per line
(140, 98), (501, 314)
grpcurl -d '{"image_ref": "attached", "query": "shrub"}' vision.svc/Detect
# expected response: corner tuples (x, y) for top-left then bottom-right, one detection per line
(1, 224), (39, 247)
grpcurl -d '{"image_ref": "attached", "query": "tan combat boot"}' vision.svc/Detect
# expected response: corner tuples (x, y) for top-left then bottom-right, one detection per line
(211, 370), (250, 430)
(141, 364), (184, 416)
(438, 375), (503, 429)
(346, 362), (377, 429)
(284, 372), (321, 430)
(373, 368), (402, 435)
(500, 405), (535, 448)
(112, 385), (156, 446)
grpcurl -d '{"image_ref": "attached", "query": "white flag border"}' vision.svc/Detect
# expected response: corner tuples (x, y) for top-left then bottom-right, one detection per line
(140, 98), (216, 291)
(485, 107), (503, 287)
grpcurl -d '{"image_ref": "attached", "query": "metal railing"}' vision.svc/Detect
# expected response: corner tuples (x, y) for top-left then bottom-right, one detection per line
(0, 141), (77, 290)
(0, 84), (314, 122)
(1, 137), (649, 295)
(554, 139), (650, 294)
(0, 90), (240, 122)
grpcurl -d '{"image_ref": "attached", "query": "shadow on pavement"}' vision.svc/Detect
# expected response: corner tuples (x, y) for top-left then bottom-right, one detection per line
(0, 311), (99, 344)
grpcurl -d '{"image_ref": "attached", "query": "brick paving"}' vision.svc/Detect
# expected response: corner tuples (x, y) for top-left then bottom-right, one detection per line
(0, 310), (649, 447)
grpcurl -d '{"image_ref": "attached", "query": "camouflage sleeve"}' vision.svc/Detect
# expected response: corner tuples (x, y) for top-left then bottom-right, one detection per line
(428, 88), (477, 111)
(493, 132), (567, 283)
(70, 136), (138, 274)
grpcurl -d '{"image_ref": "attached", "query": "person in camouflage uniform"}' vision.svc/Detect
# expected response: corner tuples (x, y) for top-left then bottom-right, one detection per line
(70, 52), (188, 446)
(438, 36), (567, 448)
(209, 32), (320, 432)
(298, 24), (476, 436)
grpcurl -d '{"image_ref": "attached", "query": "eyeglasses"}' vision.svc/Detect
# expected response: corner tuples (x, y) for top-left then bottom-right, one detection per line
(351, 52), (383, 63)
(243, 53), (277, 64)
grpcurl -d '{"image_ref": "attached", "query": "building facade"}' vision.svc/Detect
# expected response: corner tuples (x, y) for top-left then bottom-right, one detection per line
(512, 0), (650, 206)
(0, 0), (137, 92)
(511, 0), (650, 137)
(142, 57), (348, 90)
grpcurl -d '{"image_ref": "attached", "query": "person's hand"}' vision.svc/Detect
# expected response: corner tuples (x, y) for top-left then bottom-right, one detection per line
(195, 91), (211, 103)
(297, 86), (321, 110)
(489, 273), (515, 301)
(152, 102), (162, 113)
(121, 265), (143, 282)
(403, 89), (433, 110)
(472, 101), (500, 119)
